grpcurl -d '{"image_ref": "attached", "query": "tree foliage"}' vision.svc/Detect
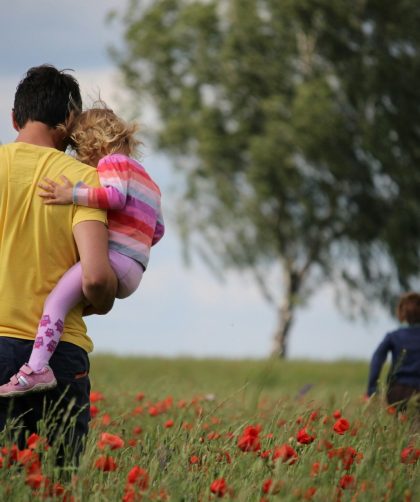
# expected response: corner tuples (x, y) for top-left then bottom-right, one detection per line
(113, 0), (420, 356)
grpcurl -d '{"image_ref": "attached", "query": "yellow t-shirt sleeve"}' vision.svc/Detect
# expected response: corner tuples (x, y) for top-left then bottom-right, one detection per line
(72, 205), (107, 228)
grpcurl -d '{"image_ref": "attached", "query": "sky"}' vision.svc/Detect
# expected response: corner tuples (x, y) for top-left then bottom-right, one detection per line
(0, 0), (395, 361)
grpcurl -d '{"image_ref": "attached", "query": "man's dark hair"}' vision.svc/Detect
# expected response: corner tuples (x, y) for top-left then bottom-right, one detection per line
(13, 64), (82, 129)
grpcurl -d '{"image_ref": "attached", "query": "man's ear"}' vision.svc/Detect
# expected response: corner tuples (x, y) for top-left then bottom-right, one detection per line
(11, 110), (19, 131)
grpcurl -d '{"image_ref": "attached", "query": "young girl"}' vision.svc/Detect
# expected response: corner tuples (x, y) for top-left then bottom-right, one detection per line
(0, 105), (164, 396)
(367, 292), (420, 409)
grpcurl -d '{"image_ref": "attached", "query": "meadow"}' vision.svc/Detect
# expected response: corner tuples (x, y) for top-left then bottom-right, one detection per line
(0, 356), (418, 501)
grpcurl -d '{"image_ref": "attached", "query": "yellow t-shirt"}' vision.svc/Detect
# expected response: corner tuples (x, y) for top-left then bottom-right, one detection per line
(0, 142), (107, 353)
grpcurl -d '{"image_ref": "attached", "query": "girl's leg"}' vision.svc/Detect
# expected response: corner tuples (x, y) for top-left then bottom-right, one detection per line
(108, 250), (143, 299)
(28, 251), (142, 372)
(28, 262), (84, 372)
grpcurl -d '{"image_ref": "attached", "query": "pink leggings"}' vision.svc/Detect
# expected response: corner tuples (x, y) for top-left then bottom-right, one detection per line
(28, 250), (143, 372)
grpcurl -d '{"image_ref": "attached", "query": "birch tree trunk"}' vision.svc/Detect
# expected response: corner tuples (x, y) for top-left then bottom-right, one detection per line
(271, 268), (300, 358)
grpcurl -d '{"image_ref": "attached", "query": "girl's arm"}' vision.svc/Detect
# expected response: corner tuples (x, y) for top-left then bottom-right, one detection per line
(366, 333), (392, 396)
(38, 158), (130, 210)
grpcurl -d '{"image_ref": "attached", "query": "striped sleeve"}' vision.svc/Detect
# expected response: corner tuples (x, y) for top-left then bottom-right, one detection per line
(72, 157), (129, 210)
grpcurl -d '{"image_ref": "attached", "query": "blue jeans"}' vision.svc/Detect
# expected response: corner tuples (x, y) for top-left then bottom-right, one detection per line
(0, 337), (90, 464)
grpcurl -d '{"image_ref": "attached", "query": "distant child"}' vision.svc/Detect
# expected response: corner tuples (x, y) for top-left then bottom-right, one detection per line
(0, 105), (164, 396)
(367, 292), (420, 409)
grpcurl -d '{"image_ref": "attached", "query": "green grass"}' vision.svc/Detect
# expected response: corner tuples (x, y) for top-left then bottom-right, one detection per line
(0, 357), (418, 501)
(91, 355), (369, 397)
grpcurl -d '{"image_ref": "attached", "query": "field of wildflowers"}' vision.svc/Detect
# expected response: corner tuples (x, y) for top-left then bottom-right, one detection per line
(0, 356), (418, 501)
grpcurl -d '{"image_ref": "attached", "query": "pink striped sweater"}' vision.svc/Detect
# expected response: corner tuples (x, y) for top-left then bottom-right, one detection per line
(73, 153), (164, 270)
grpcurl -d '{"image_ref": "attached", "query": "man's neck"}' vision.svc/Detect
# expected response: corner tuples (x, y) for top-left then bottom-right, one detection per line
(15, 121), (64, 150)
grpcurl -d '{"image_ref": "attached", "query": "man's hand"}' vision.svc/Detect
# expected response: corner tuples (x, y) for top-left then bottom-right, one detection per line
(38, 175), (74, 204)
(83, 305), (100, 317)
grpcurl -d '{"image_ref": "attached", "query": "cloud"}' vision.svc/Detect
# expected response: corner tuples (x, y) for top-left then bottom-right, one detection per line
(0, 0), (124, 75)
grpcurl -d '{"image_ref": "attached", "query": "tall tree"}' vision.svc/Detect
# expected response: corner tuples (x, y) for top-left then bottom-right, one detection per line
(112, 0), (420, 357)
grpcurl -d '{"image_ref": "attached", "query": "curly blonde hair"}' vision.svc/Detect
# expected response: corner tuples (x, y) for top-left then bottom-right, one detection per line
(64, 102), (141, 166)
(397, 292), (420, 325)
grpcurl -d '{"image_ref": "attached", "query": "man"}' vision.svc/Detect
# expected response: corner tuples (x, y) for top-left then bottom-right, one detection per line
(0, 65), (117, 463)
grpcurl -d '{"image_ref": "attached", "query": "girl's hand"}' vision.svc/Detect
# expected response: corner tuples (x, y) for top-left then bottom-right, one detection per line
(38, 175), (74, 205)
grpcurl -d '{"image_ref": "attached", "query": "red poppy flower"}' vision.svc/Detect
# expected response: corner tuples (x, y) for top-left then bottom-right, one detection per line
(90, 405), (99, 418)
(122, 485), (138, 502)
(339, 474), (356, 490)
(309, 411), (319, 422)
(17, 449), (39, 468)
(262, 479), (273, 494)
(1, 444), (18, 463)
(100, 414), (111, 426)
(26, 459), (42, 475)
(401, 446), (420, 464)
(210, 478), (228, 497)
(237, 425), (261, 452)
(341, 447), (363, 470)
(98, 432), (124, 450)
(333, 418), (350, 435)
(26, 433), (48, 451)
(303, 487), (317, 500)
(148, 406), (159, 416)
(90, 391), (105, 402)
(94, 455), (117, 471)
(25, 473), (45, 490)
(136, 392), (145, 401)
(164, 419), (174, 428)
(132, 406), (143, 415)
(272, 444), (298, 464)
(48, 481), (65, 497)
(148, 396), (173, 416)
(296, 427), (315, 444)
(333, 409), (341, 419)
(127, 466), (149, 490)
(311, 462), (320, 477)
(189, 455), (200, 465)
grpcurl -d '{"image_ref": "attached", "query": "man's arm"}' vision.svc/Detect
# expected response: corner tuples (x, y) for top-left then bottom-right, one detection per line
(73, 221), (117, 314)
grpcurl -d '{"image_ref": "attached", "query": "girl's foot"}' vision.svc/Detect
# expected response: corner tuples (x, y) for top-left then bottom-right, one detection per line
(0, 363), (57, 397)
